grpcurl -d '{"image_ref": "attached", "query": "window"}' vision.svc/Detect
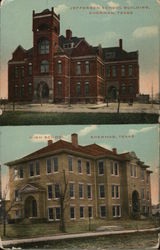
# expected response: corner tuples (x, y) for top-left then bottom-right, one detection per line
(147, 174), (150, 184)
(14, 168), (18, 180)
(76, 82), (81, 96)
(130, 164), (137, 177)
(40, 60), (49, 73)
(87, 185), (92, 199)
(55, 207), (61, 220)
(21, 66), (24, 78)
(48, 208), (54, 220)
(28, 83), (32, 95)
(55, 184), (60, 198)
(68, 156), (73, 172)
(29, 163), (34, 177)
(48, 185), (52, 199)
(70, 207), (75, 219)
(69, 183), (74, 198)
(141, 188), (145, 200)
(128, 65), (133, 76)
(79, 184), (83, 198)
(14, 85), (18, 97)
(80, 207), (84, 218)
(111, 161), (119, 176)
(106, 66), (110, 77)
(28, 63), (32, 76)
(88, 206), (93, 218)
(39, 39), (49, 54)
(121, 65), (125, 77)
(129, 83), (134, 97)
(85, 61), (89, 74)
(58, 60), (62, 74)
(99, 185), (105, 198)
(100, 206), (106, 218)
(76, 62), (81, 75)
(121, 83), (126, 97)
(112, 185), (120, 199)
(98, 161), (104, 175)
(115, 162), (118, 175)
(78, 160), (82, 174)
(112, 66), (117, 77)
(57, 81), (62, 97)
(147, 191), (150, 200)
(15, 66), (18, 79)
(15, 190), (19, 201)
(47, 159), (52, 174)
(86, 161), (91, 175)
(36, 161), (40, 175)
(21, 84), (25, 97)
(112, 205), (121, 217)
(141, 169), (145, 180)
(85, 82), (89, 97)
(19, 166), (23, 178)
(53, 157), (58, 172)
(110, 161), (114, 175)
(133, 165), (137, 177)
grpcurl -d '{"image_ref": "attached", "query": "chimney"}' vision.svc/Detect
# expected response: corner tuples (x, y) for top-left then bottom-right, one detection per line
(48, 140), (53, 146)
(112, 148), (117, 154)
(71, 133), (78, 147)
(119, 39), (123, 50)
(66, 29), (72, 40)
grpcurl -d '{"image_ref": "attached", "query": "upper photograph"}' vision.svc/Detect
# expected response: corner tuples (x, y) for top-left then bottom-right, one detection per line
(0, 0), (159, 125)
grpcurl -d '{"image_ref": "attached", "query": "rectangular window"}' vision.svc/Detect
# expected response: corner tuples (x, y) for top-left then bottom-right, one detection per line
(86, 161), (91, 175)
(15, 66), (18, 79)
(112, 66), (117, 77)
(141, 169), (145, 180)
(70, 207), (75, 219)
(14, 85), (18, 97)
(47, 159), (51, 174)
(69, 183), (74, 198)
(57, 81), (62, 97)
(14, 168), (18, 180)
(76, 62), (81, 75)
(87, 185), (92, 199)
(58, 61), (62, 74)
(85, 61), (89, 74)
(29, 163), (34, 177)
(110, 161), (114, 175)
(112, 185), (119, 199)
(19, 166), (23, 178)
(100, 206), (106, 218)
(130, 164), (133, 177)
(36, 161), (40, 175)
(21, 84), (25, 97)
(88, 206), (93, 218)
(48, 185), (52, 199)
(99, 185), (105, 198)
(28, 64), (32, 76)
(55, 184), (60, 198)
(98, 161), (104, 175)
(80, 207), (84, 218)
(79, 184), (83, 198)
(115, 162), (118, 175)
(48, 208), (54, 220)
(147, 191), (150, 200)
(130, 164), (136, 177)
(78, 160), (82, 174)
(21, 66), (24, 78)
(15, 190), (19, 201)
(112, 205), (121, 217)
(53, 157), (58, 172)
(141, 188), (145, 200)
(106, 66), (110, 77)
(28, 83), (32, 95)
(85, 82), (89, 97)
(55, 207), (61, 220)
(68, 156), (73, 172)
(121, 65), (125, 77)
(128, 64), (133, 76)
(134, 166), (137, 177)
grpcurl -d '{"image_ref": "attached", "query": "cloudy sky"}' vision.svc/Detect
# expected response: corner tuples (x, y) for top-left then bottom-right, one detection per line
(0, 0), (159, 98)
(0, 124), (159, 204)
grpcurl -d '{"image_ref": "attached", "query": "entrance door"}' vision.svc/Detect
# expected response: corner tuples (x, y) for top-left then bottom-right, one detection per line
(108, 86), (117, 101)
(25, 196), (37, 218)
(37, 82), (49, 100)
(132, 190), (140, 217)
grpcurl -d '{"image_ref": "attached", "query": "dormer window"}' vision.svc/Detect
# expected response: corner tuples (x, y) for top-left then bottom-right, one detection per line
(38, 39), (49, 54)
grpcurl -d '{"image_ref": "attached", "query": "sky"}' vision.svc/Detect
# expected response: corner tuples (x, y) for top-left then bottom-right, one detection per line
(0, 124), (159, 204)
(0, 0), (160, 98)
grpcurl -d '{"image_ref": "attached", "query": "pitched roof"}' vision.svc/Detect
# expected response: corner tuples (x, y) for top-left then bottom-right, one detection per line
(102, 47), (138, 62)
(5, 139), (126, 166)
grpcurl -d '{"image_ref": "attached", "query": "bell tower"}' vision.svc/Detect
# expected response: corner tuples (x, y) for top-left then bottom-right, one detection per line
(32, 7), (60, 102)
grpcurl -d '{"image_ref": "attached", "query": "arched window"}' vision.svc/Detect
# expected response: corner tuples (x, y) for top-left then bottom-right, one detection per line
(85, 82), (89, 96)
(121, 83), (126, 96)
(21, 84), (25, 97)
(40, 60), (49, 73)
(121, 65), (125, 77)
(58, 81), (62, 97)
(38, 39), (49, 54)
(28, 83), (32, 95)
(58, 60), (62, 74)
(76, 82), (81, 96)
(85, 61), (89, 74)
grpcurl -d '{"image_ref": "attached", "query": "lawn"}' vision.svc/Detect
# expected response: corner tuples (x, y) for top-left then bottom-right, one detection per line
(0, 111), (158, 125)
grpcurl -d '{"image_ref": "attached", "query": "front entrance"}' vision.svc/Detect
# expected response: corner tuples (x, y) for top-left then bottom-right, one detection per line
(24, 196), (37, 218)
(108, 86), (117, 101)
(132, 190), (140, 217)
(37, 82), (49, 100)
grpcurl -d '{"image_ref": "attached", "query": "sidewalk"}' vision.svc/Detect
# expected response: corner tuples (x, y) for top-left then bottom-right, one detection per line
(2, 227), (160, 247)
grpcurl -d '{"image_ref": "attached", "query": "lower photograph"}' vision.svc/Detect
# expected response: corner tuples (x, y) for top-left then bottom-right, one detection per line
(0, 124), (159, 249)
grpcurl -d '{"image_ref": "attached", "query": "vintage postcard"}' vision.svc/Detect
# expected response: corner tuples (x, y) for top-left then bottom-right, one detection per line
(0, 0), (159, 124)
(0, 124), (159, 249)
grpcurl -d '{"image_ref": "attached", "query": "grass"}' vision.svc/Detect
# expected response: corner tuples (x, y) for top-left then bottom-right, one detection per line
(0, 218), (158, 240)
(0, 111), (159, 125)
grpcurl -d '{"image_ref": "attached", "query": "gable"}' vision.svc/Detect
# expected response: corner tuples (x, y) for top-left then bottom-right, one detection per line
(19, 184), (40, 194)
(71, 39), (95, 57)
(12, 45), (26, 61)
